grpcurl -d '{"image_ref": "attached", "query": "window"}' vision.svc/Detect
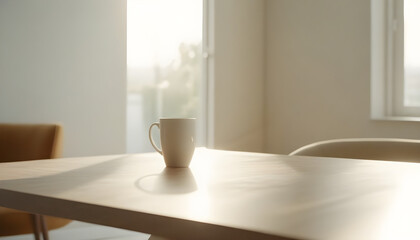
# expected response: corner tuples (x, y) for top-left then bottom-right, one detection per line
(372, 0), (420, 119)
(127, 0), (205, 153)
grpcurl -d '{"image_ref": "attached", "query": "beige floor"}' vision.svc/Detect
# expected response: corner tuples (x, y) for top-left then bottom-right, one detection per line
(0, 221), (150, 240)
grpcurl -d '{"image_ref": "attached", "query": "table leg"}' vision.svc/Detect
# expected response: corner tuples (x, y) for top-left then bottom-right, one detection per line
(39, 215), (49, 240)
(148, 235), (173, 240)
(31, 214), (41, 240)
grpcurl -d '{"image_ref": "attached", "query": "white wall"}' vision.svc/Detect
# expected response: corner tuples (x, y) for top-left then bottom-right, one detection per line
(4, 0), (414, 157)
(0, 0), (126, 157)
(212, 0), (266, 152)
(266, 0), (420, 154)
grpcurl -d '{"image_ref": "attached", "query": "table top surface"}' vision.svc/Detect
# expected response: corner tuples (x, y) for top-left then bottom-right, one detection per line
(1, 148), (420, 240)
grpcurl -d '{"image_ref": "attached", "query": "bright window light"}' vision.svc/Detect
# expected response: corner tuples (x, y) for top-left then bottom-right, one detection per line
(404, 0), (420, 106)
(127, 0), (203, 153)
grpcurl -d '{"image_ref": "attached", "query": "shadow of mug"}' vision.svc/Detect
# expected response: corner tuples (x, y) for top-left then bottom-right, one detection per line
(135, 168), (197, 194)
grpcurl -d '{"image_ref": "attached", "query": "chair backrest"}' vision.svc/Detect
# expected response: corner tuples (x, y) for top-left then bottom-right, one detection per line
(0, 124), (62, 162)
(289, 138), (420, 163)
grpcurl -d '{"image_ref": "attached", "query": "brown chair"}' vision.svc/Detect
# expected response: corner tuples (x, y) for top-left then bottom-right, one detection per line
(289, 138), (420, 163)
(0, 123), (71, 240)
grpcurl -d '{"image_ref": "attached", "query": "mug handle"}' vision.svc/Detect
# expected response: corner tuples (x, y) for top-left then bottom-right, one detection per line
(149, 122), (163, 155)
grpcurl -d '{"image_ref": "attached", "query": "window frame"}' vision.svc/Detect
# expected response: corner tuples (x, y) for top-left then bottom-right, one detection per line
(372, 0), (420, 119)
(392, 0), (420, 116)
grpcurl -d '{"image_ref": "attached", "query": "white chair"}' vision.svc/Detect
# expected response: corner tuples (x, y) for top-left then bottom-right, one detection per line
(289, 138), (420, 163)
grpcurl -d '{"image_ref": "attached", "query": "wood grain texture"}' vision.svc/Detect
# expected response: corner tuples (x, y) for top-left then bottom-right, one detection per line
(1, 149), (420, 240)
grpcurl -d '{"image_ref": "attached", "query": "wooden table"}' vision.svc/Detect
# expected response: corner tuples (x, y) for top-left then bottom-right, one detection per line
(1, 149), (420, 240)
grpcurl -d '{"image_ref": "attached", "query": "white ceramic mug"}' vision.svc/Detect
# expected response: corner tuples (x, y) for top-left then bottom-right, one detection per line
(149, 118), (196, 168)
